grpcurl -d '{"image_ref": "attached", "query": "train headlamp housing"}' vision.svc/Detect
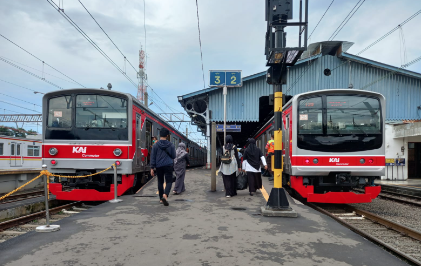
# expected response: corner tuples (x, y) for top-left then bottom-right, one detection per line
(313, 158), (319, 164)
(360, 158), (365, 164)
(49, 147), (58, 156)
(113, 148), (122, 157)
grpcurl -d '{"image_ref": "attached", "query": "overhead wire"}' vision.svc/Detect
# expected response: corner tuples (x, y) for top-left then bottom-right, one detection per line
(0, 33), (85, 88)
(287, 9), (421, 93)
(307, 0), (335, 40)
(328, 0), (365, 41)
(0, 100), (41, 113)
(0, 79), (45, 94)
(46, 0), (138, 89)
(78, 0), (138, 74)
(0, 92), (42, 107)
(195, 0), (206, 89)
(0, 56), (64, 90)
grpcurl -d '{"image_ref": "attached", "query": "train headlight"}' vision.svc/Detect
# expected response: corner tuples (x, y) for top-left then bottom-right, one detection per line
(113, 148), (122, 157)
(313, 158), (318, 164)
(49, 147), (58, 156)
(360, 158), (365, 164)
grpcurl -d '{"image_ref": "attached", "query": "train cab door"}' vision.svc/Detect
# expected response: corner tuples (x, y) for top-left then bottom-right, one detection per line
(135, 114), (143, 168)
(284, 115), (290, 172)
(10, 142), (22, 167)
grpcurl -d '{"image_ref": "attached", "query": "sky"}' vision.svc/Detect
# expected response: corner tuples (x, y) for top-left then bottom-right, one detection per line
(0, 0), (420, 142)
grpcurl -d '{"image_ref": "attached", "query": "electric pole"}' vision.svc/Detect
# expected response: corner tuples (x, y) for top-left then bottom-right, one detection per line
(262, 0), (308, 217)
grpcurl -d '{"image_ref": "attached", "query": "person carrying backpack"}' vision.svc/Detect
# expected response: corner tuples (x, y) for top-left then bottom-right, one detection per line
(219, 135), (241, 198)
(150, 128), (176, 206)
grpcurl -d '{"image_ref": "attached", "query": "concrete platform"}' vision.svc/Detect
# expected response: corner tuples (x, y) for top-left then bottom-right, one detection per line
(0, 168), (408, 265)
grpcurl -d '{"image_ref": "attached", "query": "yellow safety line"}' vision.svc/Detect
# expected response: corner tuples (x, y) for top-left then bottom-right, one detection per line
(260, 185), (269, 202)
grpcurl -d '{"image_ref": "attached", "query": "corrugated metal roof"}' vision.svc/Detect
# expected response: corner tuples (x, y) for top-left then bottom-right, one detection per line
(286, 55), (421, 121)
(209, 75), (272, 122)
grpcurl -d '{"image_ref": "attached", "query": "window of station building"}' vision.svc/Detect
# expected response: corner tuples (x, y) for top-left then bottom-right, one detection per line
(298, 97), (323, 134)
(76, 95), (127, 129)
(48, 95), (73, 128)
(28, 145), (40, 156)
(0, 143), (3, 155)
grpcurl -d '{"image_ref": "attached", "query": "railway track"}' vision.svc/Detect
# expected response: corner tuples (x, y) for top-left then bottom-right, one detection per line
(307, 203), (421, 265)
(0, 187), (72, 205)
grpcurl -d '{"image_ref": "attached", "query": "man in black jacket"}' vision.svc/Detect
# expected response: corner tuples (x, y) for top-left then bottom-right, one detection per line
(150, 128), (176, 206)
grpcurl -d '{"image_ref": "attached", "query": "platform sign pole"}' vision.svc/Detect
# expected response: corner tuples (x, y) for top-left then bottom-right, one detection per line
(211, 122), (217, 192)
(36, 165), (60, 232)
(223, 85), (227, 145)
(109, 164), (122, 203)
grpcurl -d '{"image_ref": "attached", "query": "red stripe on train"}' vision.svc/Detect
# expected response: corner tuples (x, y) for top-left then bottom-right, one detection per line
(43, 145), (129, 159)
(290, 156), (385, 167)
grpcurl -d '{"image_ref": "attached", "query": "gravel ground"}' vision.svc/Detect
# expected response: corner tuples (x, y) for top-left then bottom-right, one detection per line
(350, 198), (421, 232)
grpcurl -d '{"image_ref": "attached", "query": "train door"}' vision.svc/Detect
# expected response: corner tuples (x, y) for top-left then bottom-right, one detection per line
(10, 142), (22, 167)
(145, 120), (152, 165)
(136, 114), (142, 167)
(284, 115), (290, 172)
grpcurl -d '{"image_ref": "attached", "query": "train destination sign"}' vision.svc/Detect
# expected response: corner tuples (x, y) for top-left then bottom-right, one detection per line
(216, 124), (241, 132)
(209, 70), (242, 87)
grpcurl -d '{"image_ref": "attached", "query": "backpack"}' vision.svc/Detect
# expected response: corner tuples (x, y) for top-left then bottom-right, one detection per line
(221, 145), (235, 164)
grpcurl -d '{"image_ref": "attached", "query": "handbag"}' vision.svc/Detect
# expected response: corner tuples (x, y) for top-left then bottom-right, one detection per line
(236, 172), (248, 190)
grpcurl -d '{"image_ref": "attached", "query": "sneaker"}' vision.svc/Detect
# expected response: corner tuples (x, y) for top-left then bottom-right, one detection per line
(226, 195), (231, 198)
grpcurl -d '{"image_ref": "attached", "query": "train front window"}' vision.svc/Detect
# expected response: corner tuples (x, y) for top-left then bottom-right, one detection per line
(76, 95), (127, 129)
(297, 94), (382, 152)
(47, 95), (73, 128)
(326, 96), (381, 135)
(298, 97), (323, 134)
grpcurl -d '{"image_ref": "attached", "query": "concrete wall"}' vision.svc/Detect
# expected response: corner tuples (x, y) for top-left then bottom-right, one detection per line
(0, 173), (43, 194)
(383, 124), (421, 180)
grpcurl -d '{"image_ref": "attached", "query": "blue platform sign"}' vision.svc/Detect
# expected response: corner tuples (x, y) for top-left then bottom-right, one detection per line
(210, 71), (226, 87)
(216, 124), (241, 132)
(210, 70), (242, 87)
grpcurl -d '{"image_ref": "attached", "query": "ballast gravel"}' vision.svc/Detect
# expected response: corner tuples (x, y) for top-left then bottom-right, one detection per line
(350, 197), (421, 232)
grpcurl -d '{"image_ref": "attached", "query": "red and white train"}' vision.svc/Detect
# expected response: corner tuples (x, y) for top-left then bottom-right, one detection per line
(254, 89), (384, 204)
(43, 88), (206, 201)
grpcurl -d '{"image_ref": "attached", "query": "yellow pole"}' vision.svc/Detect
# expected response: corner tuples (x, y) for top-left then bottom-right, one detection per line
(273, 91), (283, 188)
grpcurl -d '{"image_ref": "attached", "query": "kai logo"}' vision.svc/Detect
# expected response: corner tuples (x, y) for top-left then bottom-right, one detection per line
(72, 147), (87, 153)
(329, 158), (340, 163)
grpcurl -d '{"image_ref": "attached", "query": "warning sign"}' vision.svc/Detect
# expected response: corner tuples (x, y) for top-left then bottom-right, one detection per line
(385, 158), (395, 166)
(299, 114), (308, 120)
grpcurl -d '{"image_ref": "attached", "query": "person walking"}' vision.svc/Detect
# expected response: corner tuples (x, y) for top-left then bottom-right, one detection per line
(265, 134), (275, 181)
(173, 142), (190, 195)
(242, 138), (267, 196)
(150, 128), (176, 206)
(219, 135), (241, 198)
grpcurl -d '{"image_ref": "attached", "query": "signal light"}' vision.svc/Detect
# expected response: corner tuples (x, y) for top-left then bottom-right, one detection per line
(305, 159), (310, 164)
(51, 160), (57, 165)
(368, 159), (374, 164)
(115, 161), (121, 166)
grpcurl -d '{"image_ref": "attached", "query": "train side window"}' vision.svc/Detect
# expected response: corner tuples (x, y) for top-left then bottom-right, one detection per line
(16, 144), (21, 156)
(11, 143), (15, 156)
(0, 143), (3, 155)
(27, 145), (40, 156)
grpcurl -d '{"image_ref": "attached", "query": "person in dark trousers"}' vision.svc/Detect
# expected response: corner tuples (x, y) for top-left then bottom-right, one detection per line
(173, 142), (190, 195)
(150, 128), (176, 206)
(265, 134), (275, 181)
(242, 138), (267, 196)
(219, 135), (241, 198)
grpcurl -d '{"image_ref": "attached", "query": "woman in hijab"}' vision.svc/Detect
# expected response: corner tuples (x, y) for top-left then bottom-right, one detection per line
(219, 135), (241, 198)
(242, 138), (267, 196)
(173, 142), (190, 195)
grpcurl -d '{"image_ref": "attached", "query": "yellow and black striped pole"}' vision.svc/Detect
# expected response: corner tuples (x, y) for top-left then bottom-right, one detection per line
(273, 90), (283, 189)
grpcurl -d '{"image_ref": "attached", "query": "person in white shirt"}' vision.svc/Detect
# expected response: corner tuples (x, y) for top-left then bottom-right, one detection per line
(242, 138), (267, 196)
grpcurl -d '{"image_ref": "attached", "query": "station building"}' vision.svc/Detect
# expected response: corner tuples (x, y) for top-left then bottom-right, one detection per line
(178, 41), (421, 180)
